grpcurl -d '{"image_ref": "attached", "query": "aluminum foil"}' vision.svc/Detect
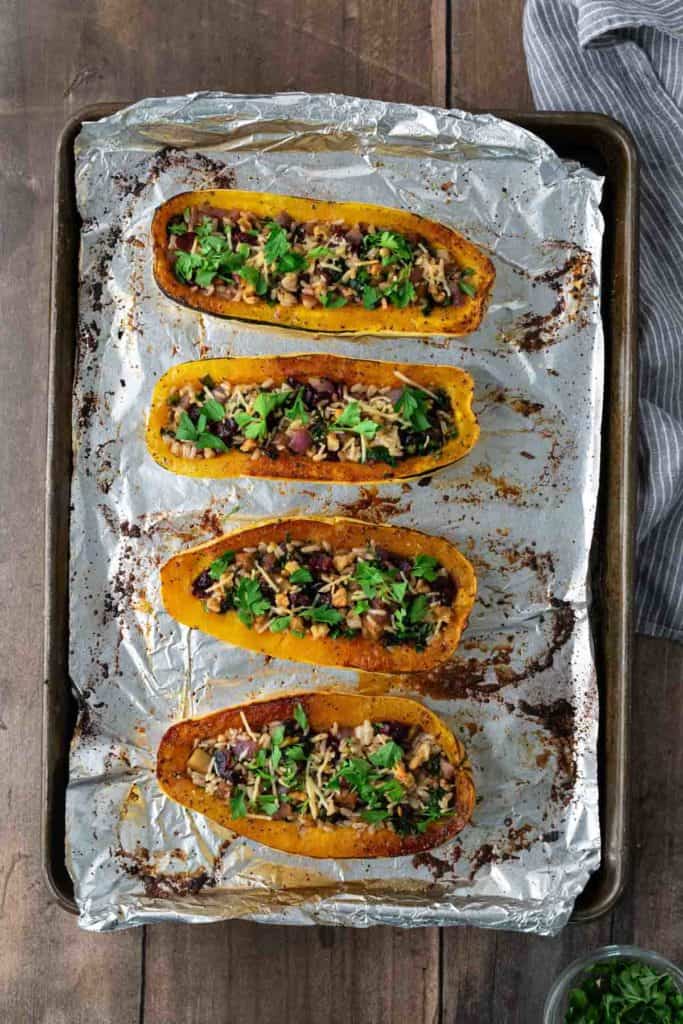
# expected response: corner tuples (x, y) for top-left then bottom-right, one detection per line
(67, 92), (604, 935)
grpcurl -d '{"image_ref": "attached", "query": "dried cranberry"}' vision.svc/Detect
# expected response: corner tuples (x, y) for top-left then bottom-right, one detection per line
(175, 231), (196, 253)
(432, 573), (456, 604)
(302, 384), (319, 408)
(214, 748), (236, 780)
(187, 403), (202, 424)
(211, 418), (238, 445)
(275, 211), (293, 228)
(234, 230), (255, 245)
(377, 721), (409, 745)
(192, 570), (213, 597)
(307, 552), (334, 574)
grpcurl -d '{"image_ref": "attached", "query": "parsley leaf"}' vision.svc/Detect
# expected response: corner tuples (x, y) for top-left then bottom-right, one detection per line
(257, 795), (280, 816)
(369, 741), (404, 769)
(366, 445), (397, 467)
(236, 265), (268, 296)
(293, 703), (308, 733)
(289, 567), (313, 585)
(364, 230), (414, 265)
(201, 397), (226, 422)
(278, 250), (307, 273)
(361, 808), (388, 824)
(301, 605), (344, 625)
(409, 594), (429, 623)
(394, 387), (431, 431)
(263, 222), (290, 265)
(175, 411), (199, 442)
(269, 616), (291, 633)
(234, 577), (271, 626)
(195, 432), (228, 452)
(412, 555), (440, 582)
(230, 788), (247, 819)
(319, 291), (347, 309)
(285, 389), (310, 425)
(307, 245), (334, 260)
(362, 285), (382, 309)
(333, 402), (379, 439)
(208, 551), (235, 580)
(458, 278), (476, 297)
(354, 560), (390, 599)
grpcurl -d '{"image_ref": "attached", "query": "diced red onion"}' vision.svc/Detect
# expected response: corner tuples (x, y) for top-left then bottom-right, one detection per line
(287, 428), (313, 454)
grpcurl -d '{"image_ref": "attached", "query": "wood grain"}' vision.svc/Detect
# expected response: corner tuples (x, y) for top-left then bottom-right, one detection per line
(1, 0), (681, 1021)
(0, 2), (445, 1022)
(144, 923), (440, 1023)
(449, 0), (534, 110)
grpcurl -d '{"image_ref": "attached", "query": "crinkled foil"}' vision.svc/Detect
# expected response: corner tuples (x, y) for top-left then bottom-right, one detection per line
(67, 92), (603, 935)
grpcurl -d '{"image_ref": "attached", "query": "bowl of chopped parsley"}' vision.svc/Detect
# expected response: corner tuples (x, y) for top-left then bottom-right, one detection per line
(544, 946), (683, 1023)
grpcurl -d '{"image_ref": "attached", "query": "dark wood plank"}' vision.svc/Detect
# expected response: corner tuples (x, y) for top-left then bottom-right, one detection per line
(144, 923), (439, 1023)
(612, 636), (683, 956)
(0, 109), (143, 1020)
(0, 1), (447, 1021)
(449, 0), (534, 110)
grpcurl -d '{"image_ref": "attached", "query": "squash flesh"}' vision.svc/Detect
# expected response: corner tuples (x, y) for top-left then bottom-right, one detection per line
(146, 354), (479, 481)
(156, 691), (476, 858)
(152, 189), (495, 336)
(160, 516), (476, 673)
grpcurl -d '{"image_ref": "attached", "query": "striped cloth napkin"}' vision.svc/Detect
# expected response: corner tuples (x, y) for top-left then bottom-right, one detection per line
(524, 0), (683, 642)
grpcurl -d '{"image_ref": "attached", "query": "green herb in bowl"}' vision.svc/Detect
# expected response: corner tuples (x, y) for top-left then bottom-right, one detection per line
(565, 959), (683, 1023)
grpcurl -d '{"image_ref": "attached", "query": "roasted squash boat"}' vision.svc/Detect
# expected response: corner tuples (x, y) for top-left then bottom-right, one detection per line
(161, 516), (476, 673)
(151, 189), (495, 335)
(157, 691), (476, 858)
(146, 354), (479, 482)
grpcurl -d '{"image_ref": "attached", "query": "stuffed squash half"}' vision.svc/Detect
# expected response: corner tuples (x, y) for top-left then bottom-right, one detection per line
(151, 189), (495, 335)
(161, 517), (476, 673)
(146, 354), (479, 482)
(157, 691), (475, 858)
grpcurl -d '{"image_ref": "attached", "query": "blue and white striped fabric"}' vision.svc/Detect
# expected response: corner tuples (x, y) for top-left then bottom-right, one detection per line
(524, 0), (683, 642)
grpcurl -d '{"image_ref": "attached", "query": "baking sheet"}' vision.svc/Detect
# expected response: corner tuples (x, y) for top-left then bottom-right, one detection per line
(66, 92), (604, 934)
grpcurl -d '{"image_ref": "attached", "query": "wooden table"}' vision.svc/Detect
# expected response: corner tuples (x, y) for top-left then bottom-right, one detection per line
(1, 2), (681, 1020)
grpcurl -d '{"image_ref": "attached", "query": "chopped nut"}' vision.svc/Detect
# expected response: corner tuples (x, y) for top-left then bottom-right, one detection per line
(333, 552), (355, 572)
(283, 560), (300, 575)
(310, 623), (330, 639)
(187, 747), (212, 774)
(331, 587), (348, 608)
(275, 593), (290, 610)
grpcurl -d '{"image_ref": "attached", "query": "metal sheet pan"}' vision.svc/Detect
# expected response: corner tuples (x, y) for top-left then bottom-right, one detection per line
(43, 103), (636, 921)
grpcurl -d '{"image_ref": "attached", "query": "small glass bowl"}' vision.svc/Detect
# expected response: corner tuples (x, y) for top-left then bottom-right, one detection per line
(544, 944), (683, 1023)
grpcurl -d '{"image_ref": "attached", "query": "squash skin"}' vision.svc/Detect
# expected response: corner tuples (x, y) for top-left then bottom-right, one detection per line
(146, 354), (479, 482)
(160, 516), (476, 673)
(151, 189), (495, 336)
(156, 690), (476, 858)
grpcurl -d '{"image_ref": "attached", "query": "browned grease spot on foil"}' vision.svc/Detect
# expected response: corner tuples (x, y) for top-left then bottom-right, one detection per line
(471, 463), (523, 502)
(408, 599), (575, 700)
(338, 486), (411, 523)
(117, 844), (216, 899)
(412, 850), (451, 879)
(519, 697), (577, 803)
(112, 149), (237, 198)
(504, 247), (595, 352)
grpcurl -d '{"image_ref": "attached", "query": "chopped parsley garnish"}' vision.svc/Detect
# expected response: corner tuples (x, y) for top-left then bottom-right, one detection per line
(293, 703), (309, 732)
(234, 578), (271, 626)
(301, 605), (345, 625)
(394, 387), (431, 431)
(289, 567), (313, 585)
(230, 788), (247, 819)
(412, 554), (440, 581)
(333, 402), (379, 440)
(208, 551), (235, 580)
(174, 410), (228, 452)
